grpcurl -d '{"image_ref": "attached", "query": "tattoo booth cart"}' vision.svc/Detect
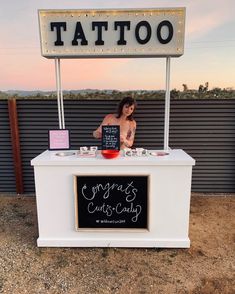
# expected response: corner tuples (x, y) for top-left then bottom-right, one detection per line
(31, 8), (195, 247)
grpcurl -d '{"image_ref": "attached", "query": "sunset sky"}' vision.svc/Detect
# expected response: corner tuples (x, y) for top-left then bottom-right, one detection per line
(0, 0), (234, 91)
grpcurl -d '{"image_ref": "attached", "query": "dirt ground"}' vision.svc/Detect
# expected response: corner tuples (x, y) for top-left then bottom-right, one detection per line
(0, 194), (234, 294)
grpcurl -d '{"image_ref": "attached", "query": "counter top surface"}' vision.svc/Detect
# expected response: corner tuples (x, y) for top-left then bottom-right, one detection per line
(31, 149), (195, 166)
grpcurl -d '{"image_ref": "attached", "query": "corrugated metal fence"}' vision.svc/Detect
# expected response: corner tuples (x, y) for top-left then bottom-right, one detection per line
(0, 101), (15, 192)
(1, 98), (235, 193)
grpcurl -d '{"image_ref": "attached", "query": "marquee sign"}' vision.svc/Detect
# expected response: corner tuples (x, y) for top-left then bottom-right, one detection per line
(38, 8), (185, 58)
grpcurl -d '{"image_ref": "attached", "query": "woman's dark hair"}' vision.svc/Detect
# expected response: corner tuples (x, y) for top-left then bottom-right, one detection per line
(116, 96), (137, 121)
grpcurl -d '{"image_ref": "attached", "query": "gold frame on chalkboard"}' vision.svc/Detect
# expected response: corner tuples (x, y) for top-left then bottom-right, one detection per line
(73, 174), (150, 232)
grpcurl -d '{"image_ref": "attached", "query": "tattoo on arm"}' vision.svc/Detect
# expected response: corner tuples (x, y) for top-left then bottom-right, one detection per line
(132, 127), (136, 139)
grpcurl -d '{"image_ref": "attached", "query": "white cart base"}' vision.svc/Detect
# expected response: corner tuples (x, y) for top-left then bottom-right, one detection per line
(37, 238), (190, 248)
(31, 149), (195, 248)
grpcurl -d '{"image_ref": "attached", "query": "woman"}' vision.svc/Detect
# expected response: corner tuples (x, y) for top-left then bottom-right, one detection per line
(93, 97), (137, 149)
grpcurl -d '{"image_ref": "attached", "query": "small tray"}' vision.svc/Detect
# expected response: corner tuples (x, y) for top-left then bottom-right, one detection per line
(77, 151), (97, 157)
(55, 151), (75, 157)
(150, 151), (169, 156)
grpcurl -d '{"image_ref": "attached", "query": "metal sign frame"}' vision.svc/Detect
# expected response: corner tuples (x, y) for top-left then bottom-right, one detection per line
(39, 8), (186, 151)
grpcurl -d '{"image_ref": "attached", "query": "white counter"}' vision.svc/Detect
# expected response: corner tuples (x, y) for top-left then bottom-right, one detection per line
(31, 149), (195, 248)
(32, 149), (194, 166)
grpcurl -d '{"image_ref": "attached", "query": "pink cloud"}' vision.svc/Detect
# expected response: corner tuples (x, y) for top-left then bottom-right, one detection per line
(0, 50), (130, 90)
(1, 0), (234, 91)
(186, 0), (234, 40)
(61, 59), (129, 89)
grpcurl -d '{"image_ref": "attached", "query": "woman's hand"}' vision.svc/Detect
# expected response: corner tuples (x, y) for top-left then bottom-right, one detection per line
(120, 134), (125, 143)
(120, 135), (130, 147)
(93, 130), (101, 139)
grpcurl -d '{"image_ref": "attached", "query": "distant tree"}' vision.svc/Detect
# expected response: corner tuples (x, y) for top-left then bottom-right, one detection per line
(35, 92), (42, 98)
(199, 82), (209, 94)
(0, 91), (9, 99)
(171, 88), (179, 98)
(182, 84), (188, 92)
(210, 87), (222, 97)
(198, 85), (204, 93)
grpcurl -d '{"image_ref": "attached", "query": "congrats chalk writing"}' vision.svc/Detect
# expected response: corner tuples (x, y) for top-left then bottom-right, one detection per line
(82, 181), (141, 222)
(76, 176), (148, 229)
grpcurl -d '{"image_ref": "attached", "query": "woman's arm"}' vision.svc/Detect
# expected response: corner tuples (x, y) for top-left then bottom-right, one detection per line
(122, 120), (137, 148)
(93, 114), (114, 139)
(93, 128), (102, 139)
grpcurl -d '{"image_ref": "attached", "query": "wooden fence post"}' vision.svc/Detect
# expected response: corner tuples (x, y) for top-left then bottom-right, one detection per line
(8, 98), (24, 194)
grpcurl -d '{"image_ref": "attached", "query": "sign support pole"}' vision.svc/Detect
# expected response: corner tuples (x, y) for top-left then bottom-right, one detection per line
(164, 57), (171, 151)
(57, 59), (65, 129)
(55, 58), (62, 129)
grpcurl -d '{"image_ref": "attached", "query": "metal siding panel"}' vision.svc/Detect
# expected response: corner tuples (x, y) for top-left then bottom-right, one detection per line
(3, 98), (235, 194)
(170, 99), (235, 193)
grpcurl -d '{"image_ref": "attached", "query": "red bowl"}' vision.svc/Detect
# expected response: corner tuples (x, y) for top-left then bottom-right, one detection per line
(101, 150), (120, 159)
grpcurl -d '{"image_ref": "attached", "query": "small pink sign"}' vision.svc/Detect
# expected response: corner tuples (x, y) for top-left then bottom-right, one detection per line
(49, 130), (70, 150)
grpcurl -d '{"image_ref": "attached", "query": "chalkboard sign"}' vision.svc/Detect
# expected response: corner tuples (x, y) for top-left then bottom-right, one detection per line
(102, 125), (120, 150)
(74, 175), (149, 230)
